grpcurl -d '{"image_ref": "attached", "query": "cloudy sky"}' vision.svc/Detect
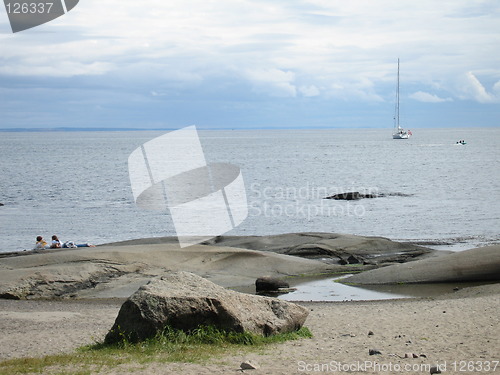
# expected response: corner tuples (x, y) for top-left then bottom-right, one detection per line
(1, 0), (499, 130)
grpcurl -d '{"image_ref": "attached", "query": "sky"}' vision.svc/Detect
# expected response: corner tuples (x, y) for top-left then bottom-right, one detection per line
(1, 0), (499, 130)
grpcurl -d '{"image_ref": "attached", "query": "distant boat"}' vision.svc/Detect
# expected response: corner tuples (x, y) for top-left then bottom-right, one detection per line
(392, 58), (412, 139)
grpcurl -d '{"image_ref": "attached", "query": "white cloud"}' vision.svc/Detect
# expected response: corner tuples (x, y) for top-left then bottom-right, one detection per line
(326, 77), (384, 102)
(456, 72), (500, 103)
(410, 91), (453, 103)
(0, 60), (113, 77)
(243, 68), (297, 97)
(0, 0), (499, 129)
(2, 0), (498, 87)
(494, 80), (500, 95)
(299, 85), (320, 97)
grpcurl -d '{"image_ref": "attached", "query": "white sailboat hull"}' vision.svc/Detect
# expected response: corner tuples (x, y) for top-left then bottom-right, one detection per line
(392, 132), (410, 139)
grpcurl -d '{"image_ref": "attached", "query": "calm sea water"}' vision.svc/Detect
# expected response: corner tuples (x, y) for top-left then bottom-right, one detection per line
(1, 127), (499, 253)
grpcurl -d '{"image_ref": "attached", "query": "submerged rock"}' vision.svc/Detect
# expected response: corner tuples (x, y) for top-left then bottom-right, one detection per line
(324, 192), (376, 200)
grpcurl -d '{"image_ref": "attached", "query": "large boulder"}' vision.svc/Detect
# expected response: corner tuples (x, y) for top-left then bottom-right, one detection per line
(105, 271), (309, 343)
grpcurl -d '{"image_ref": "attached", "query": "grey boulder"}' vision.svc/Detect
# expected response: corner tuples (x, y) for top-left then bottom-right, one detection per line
(105, 271), (309, 343)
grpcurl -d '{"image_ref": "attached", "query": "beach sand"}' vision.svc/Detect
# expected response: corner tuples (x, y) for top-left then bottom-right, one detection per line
(0, 284), (499, 374)
(0, 235), (499, 374)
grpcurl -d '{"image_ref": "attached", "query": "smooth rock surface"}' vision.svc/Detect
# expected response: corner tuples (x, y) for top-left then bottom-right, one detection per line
(0, 232), (438, 300)
(342, 245), (500, 284)
(202, 232), (437, 265)
(0, 240), (340, 299)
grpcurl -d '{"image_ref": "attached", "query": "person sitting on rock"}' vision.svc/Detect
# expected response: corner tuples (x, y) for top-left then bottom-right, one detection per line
(50, 235), (62, 248)
(34, 236), (49, 250)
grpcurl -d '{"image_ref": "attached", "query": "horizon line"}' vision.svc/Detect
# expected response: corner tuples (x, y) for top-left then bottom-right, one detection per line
(1, 124), (498, 132)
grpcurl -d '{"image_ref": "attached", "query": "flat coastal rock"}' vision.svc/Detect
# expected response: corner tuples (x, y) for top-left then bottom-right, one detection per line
(342, 245), (500, 284)
(0, 240), (340, 299)
(0, 232), (439, 300)
(201, 232), (436, 265)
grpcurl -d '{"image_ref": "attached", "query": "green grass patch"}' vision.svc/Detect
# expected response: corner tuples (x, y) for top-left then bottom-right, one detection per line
(0, 325), (312, 375)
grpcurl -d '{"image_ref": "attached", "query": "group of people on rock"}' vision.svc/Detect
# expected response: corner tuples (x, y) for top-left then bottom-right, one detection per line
(34, 235), (95, 250)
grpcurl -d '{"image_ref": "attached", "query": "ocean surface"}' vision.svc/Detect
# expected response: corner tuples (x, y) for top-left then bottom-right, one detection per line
(1, 127), (499, 253)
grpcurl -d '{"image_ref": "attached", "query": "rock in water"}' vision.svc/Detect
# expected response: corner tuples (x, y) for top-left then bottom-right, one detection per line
(324, 192), (377, 200)
(105, 271), (309, 343)
(255, 277), (290, 292)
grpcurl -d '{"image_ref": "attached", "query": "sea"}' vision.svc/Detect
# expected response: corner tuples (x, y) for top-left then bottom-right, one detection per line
(1, 127), (499, 253)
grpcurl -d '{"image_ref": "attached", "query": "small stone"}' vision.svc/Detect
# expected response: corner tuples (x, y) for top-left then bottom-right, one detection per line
(368, 331), (374, 336)
(430, 365), (442, 374)
(403, 353), (419, 358)
(369, 349), (382, 355)
(240, 360), (260, 370)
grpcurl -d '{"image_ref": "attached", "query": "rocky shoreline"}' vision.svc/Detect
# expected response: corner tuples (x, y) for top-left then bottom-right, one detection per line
(0, 232), (499, 374)
(0, 232), (441, 300)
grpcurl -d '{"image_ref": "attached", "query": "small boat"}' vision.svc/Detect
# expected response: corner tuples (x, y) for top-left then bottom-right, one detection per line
(392, 59), (412, 139)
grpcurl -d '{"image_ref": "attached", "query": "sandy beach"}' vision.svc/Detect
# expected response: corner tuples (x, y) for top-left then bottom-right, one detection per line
(0, 284), (499, 374)
(0, 234), (499, 374)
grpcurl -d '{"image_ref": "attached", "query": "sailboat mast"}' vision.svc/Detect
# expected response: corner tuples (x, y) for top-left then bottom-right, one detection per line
(395, 58), (400, 129)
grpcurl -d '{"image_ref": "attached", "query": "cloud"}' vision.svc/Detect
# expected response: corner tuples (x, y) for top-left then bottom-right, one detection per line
(0, 0), (499, 128)
(0, 61), (113, 77)
(299, 85), (320, 97)
(243, 68), (297, 97)
(409, 91), (453, 103)
(456, 72), (500, 103)
(494, 80), (500, 95)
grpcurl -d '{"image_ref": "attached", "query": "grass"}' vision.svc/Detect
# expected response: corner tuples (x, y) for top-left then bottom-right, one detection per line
(0, 325), (312, 375)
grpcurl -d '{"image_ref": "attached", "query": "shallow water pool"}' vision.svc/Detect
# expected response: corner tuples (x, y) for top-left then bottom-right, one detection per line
(275, 275), (494, 302)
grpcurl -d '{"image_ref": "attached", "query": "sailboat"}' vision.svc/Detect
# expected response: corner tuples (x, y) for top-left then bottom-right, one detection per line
(392, 58), (412, 139)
